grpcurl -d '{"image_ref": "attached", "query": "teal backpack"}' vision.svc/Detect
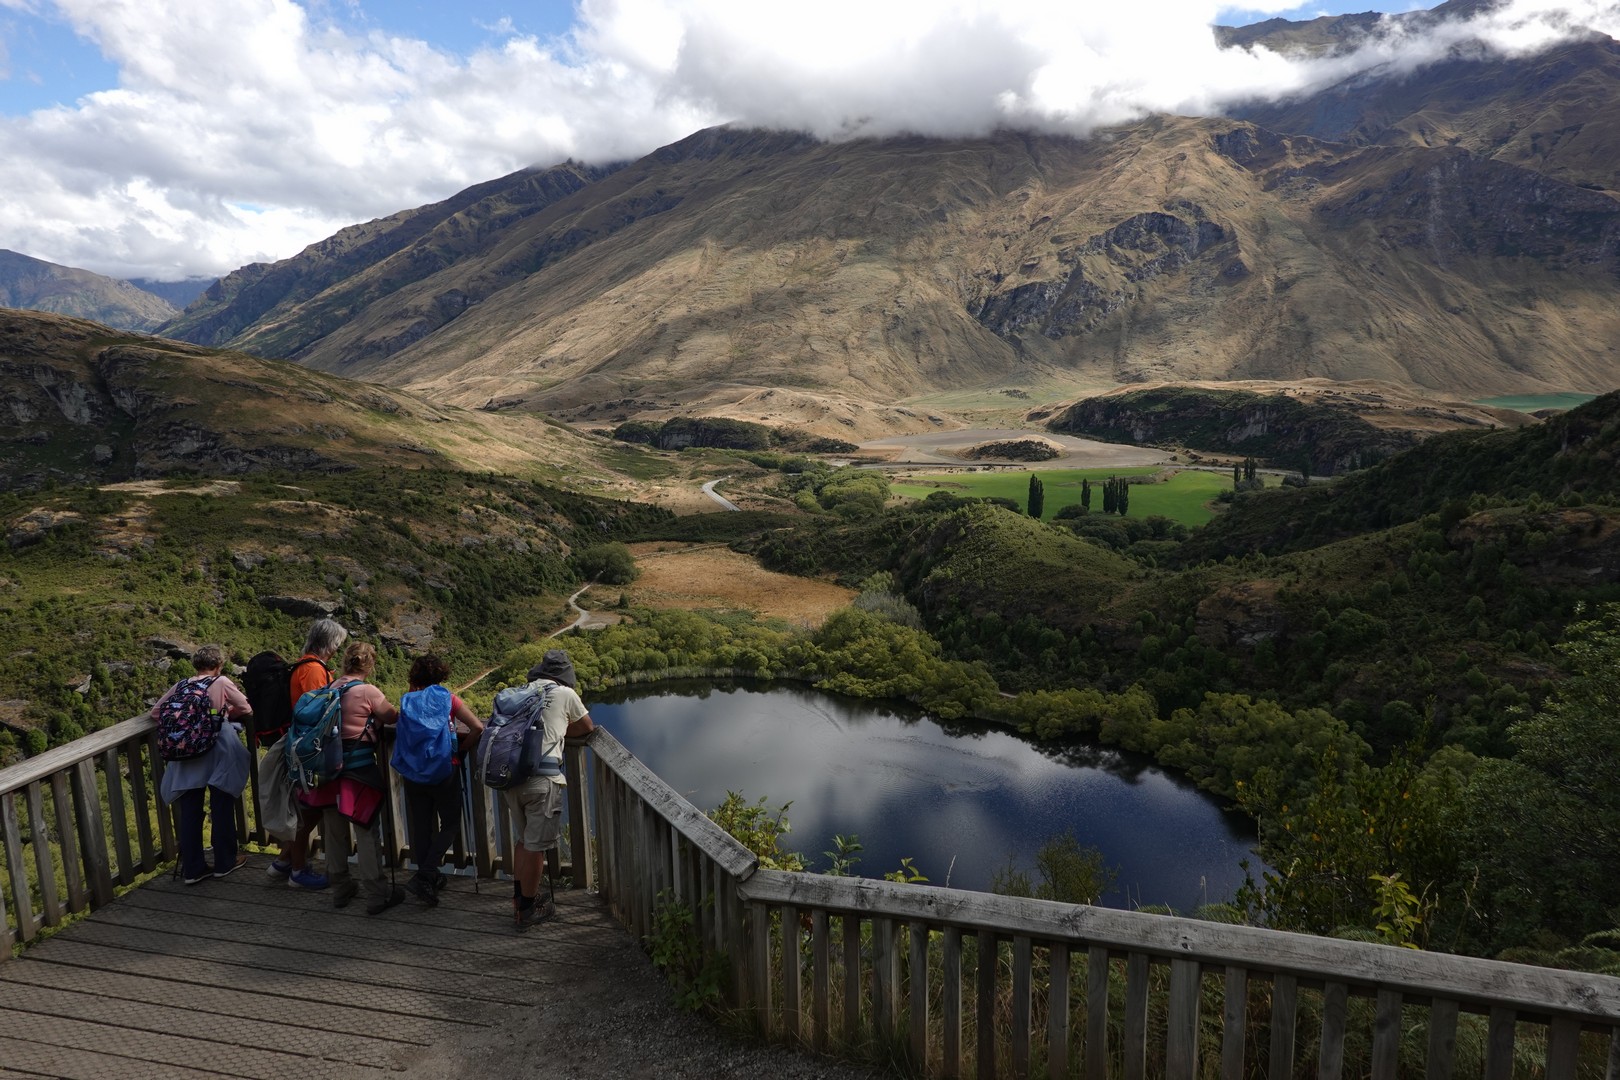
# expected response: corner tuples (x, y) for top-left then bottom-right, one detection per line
(285, 680), (356, 791)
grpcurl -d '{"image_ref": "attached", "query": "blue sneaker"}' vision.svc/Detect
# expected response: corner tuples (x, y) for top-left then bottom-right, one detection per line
(266, 859), (292, 879)
(287, 867), (329, 890)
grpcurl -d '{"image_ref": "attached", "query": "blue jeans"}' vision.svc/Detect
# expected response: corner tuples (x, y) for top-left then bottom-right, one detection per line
(177, 785), (238, 880)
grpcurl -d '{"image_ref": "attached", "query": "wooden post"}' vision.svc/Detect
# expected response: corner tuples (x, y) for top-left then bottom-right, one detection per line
(1047, 944), (1070, 1080)
(124, 744), (157, 873)
(1, 791), (37, 942)
(1268, 974), (1299, 1080)
(1427, 998), (1459, 1080)
(1012, 934), (1033, 1079)
(1123, 952), (1150, 1080)
(976, 929), (997, 1080)
(943, 926), (963, 1080)
(1484, 1007), (1516, 1080)
(101, 748), (133, 885)
(874, 917), (899, 1041)
(50, 772), (86, 912)
(25, 782), (61, 926)
(1546, 1015), (1580, 1079)
(71, 759), (114, 907)
(1317, 981), (1348, 1080)
(1221, 967), (1248, 1080)
(1166, 958), (1201, 1080)
(910, 920), (931, 1073)
(564, 742), (592, 890)
(1085, 946), (1110, 1080)
(812, 908), (831, 1052)
(843, 912), (862, 1046)
(783, 904), (803, 1044)
(1371, 988), (1402, 1079)
(146, 733), (175, 862)
(752, 901), (774, 1035)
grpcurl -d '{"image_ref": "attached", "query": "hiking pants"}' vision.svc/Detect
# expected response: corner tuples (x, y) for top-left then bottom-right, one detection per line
(403, 774), (462, 882)
(176, 785), (238, 880)
(321, 807), (387, 901)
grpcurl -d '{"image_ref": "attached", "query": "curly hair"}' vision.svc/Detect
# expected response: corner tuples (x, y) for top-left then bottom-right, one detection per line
(408, 653), (451, 689)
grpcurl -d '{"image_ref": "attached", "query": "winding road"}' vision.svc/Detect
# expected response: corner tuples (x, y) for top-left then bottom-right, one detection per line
(701, 477), (740, 511)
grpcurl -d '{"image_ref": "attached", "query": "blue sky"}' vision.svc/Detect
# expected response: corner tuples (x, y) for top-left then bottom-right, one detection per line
(0, 0), (1604, 280)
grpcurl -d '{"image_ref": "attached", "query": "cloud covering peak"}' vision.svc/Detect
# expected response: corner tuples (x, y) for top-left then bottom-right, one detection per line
(0, 0), (1614, 280)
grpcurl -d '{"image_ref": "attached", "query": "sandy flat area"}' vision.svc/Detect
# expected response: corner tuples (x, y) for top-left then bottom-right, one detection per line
(626, 544), (854, 627)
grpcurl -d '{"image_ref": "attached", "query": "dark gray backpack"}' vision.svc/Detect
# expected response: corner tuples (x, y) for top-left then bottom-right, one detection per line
(476, 682), (560, 790)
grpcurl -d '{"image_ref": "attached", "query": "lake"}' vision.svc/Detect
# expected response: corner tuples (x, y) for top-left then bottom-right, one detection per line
(588, 680), (1256, 911)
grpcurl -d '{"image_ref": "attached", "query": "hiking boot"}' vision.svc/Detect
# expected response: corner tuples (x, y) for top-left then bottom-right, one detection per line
(331, 879), (359, 909)
(432, 871), (449, 893)
(367, 886), (406, 916)
(405, 876), (439, 908)
(515, 898), (556, 932)
(213, 853), (249, 878)
(288, 867), (329, 890)
(182, 870), (210, 885)
(266, 859), (292, 879)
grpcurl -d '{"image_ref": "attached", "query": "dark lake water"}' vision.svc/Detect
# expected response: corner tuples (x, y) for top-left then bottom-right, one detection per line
(589, 681), (1256, 911)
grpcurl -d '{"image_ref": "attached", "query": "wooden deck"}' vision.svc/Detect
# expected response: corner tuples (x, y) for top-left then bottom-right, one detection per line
(0, 853), (634, 1080)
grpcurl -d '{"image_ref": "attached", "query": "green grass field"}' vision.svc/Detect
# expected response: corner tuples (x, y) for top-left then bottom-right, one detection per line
(1472, 393), (1598, 413)
(890, 467), (1236, 526)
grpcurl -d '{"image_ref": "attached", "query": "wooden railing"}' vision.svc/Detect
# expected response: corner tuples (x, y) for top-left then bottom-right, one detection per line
(7, 719), (1620, 1078)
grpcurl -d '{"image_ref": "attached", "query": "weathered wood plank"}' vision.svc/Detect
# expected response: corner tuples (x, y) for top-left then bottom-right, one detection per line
(943, 926), (963, 1080)
(1085, 946), (1110, 1080)
(783, 904), (803, 1044)
(1012, 934), (1033, 1078)
(1317, 981), (1348, 1080)
(70, 758), (113, 907)
(752, 901), (774, 1034)
(1221, 966), (1248, 1080)
(1546, 1015), (1580, 1078)
(812, 908), (831, 1053)
(911, 920), (930, 1073)
(563, 742), (592, 891)
(1167, 958), (1201, 1080)
(1048, 944), (1070, 1080)
(101, 747), (133, 886)
(589, 730), (756, 878)
(1427, 998), (1459, 1080)
(49, 772), (86, 912)
(1123, 951), (1149, 1080)
(1, 792), (35, 943)
(0, 716), (154, 796)
(24, 782), (60, 926)
(874, 916), (897, 1040)
(1371, 988), (1402, 1079)
(842, 912), (861, 1046)
(1484, 1007), (1516, 1080)
(146, 733), (175, 861)
(739, 869), (1620, 1021)
(1269, 974), (1299, 1080)
(124, 743), (157, 872)
(1607, 1025), (1620, 1080)
(977, 929), (997, 1080)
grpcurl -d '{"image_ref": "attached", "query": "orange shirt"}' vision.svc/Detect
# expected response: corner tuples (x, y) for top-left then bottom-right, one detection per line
(288, 654), (331, 708)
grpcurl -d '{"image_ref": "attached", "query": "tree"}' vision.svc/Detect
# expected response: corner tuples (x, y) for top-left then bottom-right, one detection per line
(574, 542), (638, 584)
(1117, 480), (1129, 517)
(1027, 474), (1045, 519)
(1081, 478), (1091, 510)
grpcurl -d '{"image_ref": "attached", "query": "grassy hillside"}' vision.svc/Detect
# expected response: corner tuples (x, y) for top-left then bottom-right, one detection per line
(0, 468), (670, 754)
(891, 467), (1233, 526)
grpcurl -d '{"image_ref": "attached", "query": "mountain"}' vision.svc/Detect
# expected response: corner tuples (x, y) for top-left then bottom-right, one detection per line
(1, 250), (178, 331)
(156, 13), (1620, 435)
(0, 308), (639, 491)
(127, 277), (215, 310)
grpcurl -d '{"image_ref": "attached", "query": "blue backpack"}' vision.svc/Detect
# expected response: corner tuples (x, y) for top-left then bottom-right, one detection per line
(286, 679), (356, 791)
(393, 685), (456, 785)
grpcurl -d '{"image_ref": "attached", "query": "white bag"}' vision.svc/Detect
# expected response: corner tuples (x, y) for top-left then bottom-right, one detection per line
(256, 735), (301, 842)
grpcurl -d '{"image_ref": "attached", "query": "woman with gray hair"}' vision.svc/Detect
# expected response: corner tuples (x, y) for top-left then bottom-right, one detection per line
(151, 645), (254, 884)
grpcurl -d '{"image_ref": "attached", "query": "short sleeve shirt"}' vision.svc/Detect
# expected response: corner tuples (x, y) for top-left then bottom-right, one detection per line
(288, 655), (331, 708)
(331, 677), (392, 742)
(531, 679), (587, 786)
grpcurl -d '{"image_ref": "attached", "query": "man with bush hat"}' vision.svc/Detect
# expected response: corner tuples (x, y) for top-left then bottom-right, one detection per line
(507, 648), (594, 930)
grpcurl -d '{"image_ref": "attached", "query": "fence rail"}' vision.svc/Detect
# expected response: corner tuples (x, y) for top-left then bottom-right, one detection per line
(5, 718), (1620, 1078)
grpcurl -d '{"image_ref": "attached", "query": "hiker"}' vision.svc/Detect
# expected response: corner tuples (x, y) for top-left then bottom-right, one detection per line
(504, 648), (594, 930)
(260, 617), (349, 890)
(299, 641), (404, 914)
(151, 645), (253, 884)
(394, 653), (485, 906)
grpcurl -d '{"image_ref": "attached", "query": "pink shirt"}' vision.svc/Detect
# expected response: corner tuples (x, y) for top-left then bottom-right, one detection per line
(330, 676), (394, 742)
(150, 674), (252, 721)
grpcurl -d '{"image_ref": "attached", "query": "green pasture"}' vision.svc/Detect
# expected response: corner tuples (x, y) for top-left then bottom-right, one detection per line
(1472, 393), (1597, 413)
(890, 467), (1237, 527)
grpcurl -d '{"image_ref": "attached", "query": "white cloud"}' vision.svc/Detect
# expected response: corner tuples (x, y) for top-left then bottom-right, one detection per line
(0, 0), (1611, 281)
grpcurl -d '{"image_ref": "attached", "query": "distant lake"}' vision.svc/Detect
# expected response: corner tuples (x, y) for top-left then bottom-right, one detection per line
(589, 681), (1256, 911)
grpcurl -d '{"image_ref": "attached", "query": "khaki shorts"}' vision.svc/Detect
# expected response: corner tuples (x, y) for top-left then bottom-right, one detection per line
(505, 778), (564, 852)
